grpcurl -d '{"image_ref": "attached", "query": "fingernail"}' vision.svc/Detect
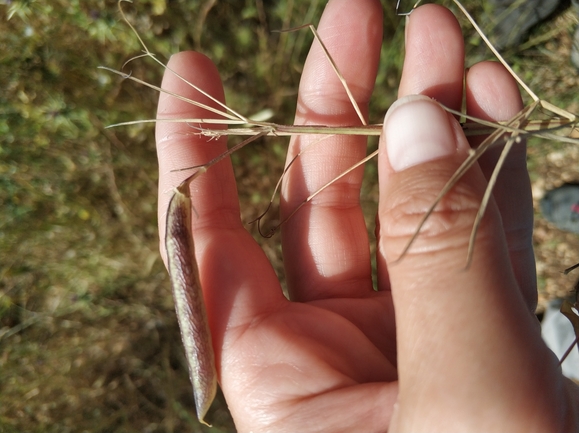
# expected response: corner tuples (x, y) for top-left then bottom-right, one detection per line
(384, 95), (456, 172)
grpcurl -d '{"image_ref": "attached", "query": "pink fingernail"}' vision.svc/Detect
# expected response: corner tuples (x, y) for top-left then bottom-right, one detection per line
(384, 95), (456, 172)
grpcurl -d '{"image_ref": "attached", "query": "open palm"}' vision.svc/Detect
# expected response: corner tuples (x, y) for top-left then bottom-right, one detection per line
(157, 1), (577, 432)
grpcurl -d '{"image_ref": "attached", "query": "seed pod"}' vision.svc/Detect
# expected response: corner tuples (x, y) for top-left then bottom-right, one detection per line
(165, 180), (217, 426)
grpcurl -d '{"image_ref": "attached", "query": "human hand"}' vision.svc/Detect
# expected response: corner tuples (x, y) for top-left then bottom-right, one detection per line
(156, 1), (579, 432)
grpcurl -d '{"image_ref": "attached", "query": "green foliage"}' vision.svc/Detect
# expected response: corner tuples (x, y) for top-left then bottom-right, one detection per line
(1, 1), (203, 431)
(0, 0), (383, 430)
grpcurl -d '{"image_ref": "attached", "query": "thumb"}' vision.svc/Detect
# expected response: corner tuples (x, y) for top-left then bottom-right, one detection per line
(377, 95), (563, 431)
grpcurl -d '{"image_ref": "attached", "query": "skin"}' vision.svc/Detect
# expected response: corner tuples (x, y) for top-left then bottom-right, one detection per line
(156, 2), (579, 432)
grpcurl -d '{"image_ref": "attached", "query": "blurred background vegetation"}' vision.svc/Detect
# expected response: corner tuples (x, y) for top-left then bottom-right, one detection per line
(1, 0), (578, 431)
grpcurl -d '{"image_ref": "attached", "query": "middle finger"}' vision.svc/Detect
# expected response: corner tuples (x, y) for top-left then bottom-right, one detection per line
(281, 0), (383, 301)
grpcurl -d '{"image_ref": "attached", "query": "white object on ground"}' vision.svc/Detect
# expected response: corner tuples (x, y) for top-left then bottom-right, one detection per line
(541, 299), (579, 381)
